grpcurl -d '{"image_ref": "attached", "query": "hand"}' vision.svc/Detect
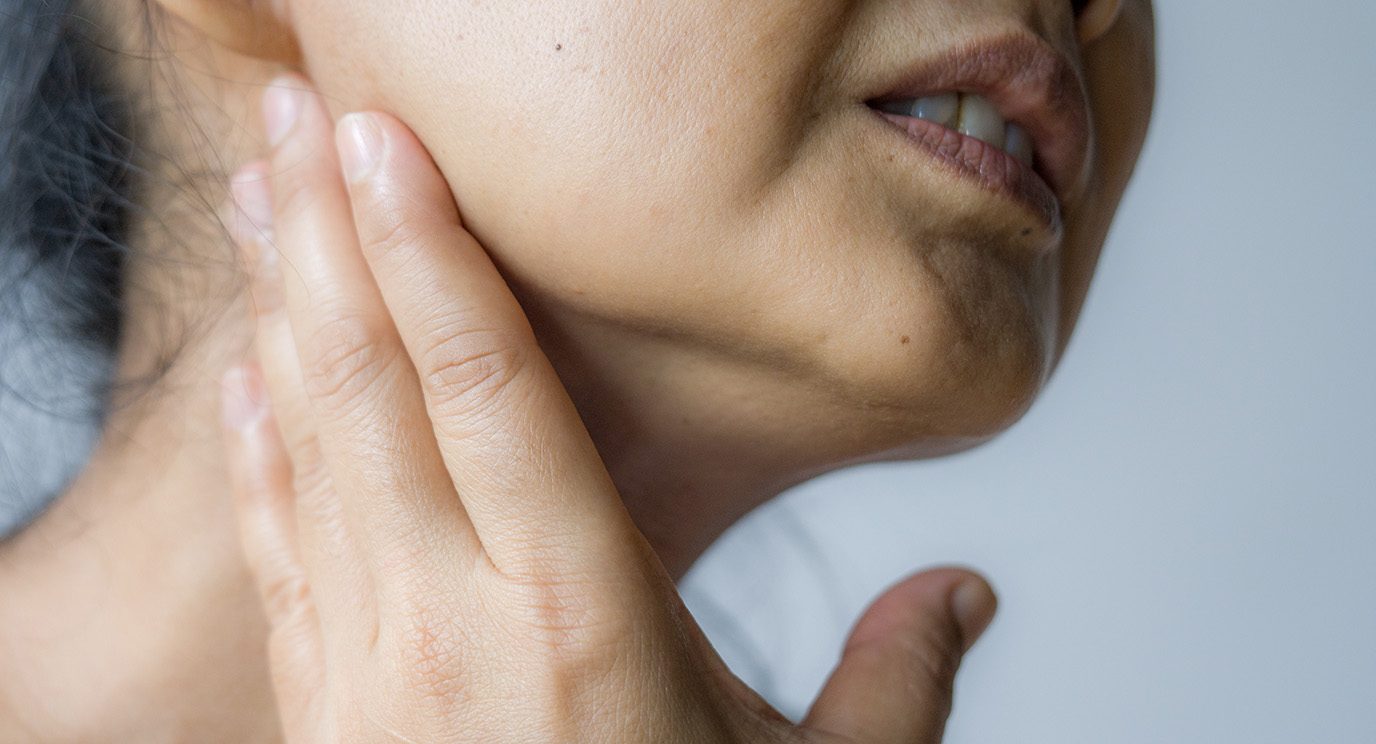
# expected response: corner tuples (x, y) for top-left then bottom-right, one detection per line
(218, 74), (998, 743)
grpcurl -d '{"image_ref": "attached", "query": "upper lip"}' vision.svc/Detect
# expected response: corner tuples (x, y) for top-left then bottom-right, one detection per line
(865, 32), (1092, 208)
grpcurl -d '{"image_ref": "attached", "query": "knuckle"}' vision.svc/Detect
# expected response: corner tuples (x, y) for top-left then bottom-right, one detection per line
(359, 205), (439, 261)
(488, 576), (630, 728)
(901, 623), (963, 703)
(500, 570), (624, 664)
(418, 322), (530, 420)
(286, 437), (330, 495)
(289, 459), (356, 561)
(386, 603), (472, 709)
(259, 572), (314, 629)
(299, 314), (399, 411)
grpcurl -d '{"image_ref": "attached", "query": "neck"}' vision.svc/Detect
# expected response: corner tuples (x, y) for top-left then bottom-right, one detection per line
(529, 303), (822, 577)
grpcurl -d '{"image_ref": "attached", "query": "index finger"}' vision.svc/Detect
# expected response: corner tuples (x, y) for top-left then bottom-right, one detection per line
(334, 111), (647, 578)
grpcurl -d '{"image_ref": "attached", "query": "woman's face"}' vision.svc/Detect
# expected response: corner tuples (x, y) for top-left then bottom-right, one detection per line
(289, 0), (1155, 463)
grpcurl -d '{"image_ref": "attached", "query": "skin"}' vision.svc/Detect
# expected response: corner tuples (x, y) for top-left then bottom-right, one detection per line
(215, 97), (1000, 742)
(0, 0), (1154, 740)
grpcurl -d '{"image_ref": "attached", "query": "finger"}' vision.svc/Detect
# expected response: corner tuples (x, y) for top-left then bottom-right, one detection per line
(219, 362), (328, 743)
(335, 110), (638, 575)
(260, 75), (481, 580)
(228, 162), (309, 444)
(230, 160), (377, 647)
(802, 568), (997, 744)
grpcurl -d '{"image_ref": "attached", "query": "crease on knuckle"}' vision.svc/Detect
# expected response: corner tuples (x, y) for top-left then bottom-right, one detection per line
(386, 602), (471, 710)
(300, 315), (399, 412)
(897, 622), (963, 705)
(288, 444), (331, 503)
(493, 576), (632, 737)
(501, 570), (622, 664)
(288, 457), (356, 563)
(259, 572), (313, 629)
(360, 203), (438, 262)
(419, 324), (529, 420)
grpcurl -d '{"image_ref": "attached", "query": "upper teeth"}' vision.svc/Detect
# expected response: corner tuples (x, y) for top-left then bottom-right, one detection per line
(876, 93), (1034, 168)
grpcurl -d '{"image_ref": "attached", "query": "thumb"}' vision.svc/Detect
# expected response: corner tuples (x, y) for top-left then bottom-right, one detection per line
(802, 568), (997, 744)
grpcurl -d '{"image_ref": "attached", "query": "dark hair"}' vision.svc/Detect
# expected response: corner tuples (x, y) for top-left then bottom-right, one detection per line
(0, 0), (138, 538)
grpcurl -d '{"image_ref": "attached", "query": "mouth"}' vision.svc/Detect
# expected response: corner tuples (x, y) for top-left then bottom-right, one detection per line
(863, 33), (1092, 231)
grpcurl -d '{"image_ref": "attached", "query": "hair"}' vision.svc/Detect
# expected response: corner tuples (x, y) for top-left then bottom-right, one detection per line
(0, 0), (140, 538)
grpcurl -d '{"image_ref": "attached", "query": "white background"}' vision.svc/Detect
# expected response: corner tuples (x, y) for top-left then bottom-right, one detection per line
(682, 1), (1376, 741)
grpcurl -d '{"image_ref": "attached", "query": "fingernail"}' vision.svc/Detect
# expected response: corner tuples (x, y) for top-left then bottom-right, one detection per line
(338, 113), (384, 183)
(221, 364), (269, 430)
(951, 578), (998, 652)
(262, 77), (302, 147)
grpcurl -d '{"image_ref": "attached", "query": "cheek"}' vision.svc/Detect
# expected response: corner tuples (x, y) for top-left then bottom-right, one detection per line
(300, 0), (1062, 439)
(314, 2), (829, 315)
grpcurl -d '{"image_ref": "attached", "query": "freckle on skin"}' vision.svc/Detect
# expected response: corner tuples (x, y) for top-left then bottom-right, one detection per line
(1020, 227), (1032, 236)
(900, 335), (911, 345)
(555, 43), (563, 51)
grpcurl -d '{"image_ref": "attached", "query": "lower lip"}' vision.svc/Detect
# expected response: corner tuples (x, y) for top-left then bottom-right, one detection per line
(868, 108), (1061, 231)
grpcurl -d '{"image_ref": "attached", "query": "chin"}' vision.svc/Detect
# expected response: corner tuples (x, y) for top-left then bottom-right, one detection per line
(790, 285), (1054, 470)
(818, 264), (1053, 423)
(843, 364), (1049, 466)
